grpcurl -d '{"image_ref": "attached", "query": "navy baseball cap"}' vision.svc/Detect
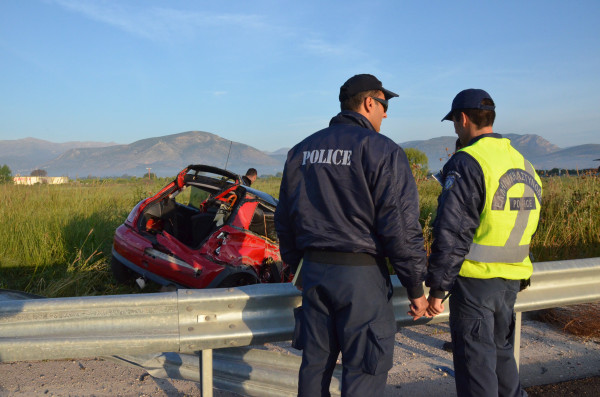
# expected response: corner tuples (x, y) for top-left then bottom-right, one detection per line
(339, 74), (399, 102)
(442, 88), (495, 121)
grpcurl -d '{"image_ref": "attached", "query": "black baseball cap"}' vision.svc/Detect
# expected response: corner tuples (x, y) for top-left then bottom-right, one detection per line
(442, 88), (495, 121)
(339, 74), (399, 102)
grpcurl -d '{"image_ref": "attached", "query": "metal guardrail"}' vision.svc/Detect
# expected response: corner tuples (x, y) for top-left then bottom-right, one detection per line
(1, 258), (599, 363)
(110, 347), (343, 397)
(516, 258), (600, 310)
(111, 257), (600, 397)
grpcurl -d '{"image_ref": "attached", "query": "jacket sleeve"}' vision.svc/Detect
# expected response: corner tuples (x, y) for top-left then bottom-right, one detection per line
(425, 152), (485, 298)
(370, 146), (427, 299)
(274, 162), (303, 273)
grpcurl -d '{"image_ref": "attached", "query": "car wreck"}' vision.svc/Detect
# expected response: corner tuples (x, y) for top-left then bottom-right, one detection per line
(111, 164), (290, 289)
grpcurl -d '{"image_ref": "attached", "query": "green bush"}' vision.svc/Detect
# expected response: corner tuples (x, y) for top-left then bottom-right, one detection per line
(0, 164), (12, 184)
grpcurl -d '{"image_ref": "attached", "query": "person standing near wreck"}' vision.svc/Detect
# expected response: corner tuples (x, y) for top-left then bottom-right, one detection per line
(242, 168), (257, 186)
(425, 89), (542, 397)
(275, 74), (429, 397)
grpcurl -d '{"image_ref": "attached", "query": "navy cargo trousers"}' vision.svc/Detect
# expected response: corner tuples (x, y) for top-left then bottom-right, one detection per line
(449, 276), (527, 397)
(294, 258), (396, 397)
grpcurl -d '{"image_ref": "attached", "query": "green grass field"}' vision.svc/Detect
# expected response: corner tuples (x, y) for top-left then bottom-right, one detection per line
(1, 173), (598, 298)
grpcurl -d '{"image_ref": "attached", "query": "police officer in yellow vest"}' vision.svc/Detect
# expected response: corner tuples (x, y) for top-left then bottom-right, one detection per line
(425, 89), (542, 397)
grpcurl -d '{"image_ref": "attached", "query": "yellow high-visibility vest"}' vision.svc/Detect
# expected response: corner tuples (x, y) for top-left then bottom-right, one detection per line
(459, 137), (542, 280)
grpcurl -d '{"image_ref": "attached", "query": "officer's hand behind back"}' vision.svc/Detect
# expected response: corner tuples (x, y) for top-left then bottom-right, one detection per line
(407, 295), (431, 320)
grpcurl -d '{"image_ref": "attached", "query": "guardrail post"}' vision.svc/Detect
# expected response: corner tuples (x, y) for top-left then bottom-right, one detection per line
(199, 349), (213, 397)
(514, 312), (522, 370)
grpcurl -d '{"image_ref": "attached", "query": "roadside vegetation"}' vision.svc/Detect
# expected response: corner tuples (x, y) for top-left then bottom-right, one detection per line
(0, 164), (12, 184)
(0, 178), (167, 296)
(1, 172), (598, 336)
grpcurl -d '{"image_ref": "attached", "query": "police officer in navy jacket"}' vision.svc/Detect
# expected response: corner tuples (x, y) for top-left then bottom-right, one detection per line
(275, 74), (429, 397)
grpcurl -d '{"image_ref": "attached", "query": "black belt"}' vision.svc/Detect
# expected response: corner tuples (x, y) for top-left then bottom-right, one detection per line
(304, 250), (379, 266)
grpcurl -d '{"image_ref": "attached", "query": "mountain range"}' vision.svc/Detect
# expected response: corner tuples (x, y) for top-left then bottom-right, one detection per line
(1, 131), (283, 178)
(400, 133), (599, 171)
(0, 138), (118, 175)
(0, 131), (598, 178)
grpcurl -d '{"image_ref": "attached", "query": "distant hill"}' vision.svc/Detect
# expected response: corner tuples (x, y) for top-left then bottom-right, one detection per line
(0, 138), (117, 175)
(263, 147), (290, 166)
(529, 144), (600, 170)
(400, 136), (458, 170)
(1, 131), (597, 178)
(38, 131), (284, 177)
(400, 133), (598, 171)
(266, 148), (291, 156)
(503, 133), (561, 158)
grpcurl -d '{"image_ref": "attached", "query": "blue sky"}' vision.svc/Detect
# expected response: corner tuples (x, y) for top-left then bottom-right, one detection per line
(1, 0), (599, 152)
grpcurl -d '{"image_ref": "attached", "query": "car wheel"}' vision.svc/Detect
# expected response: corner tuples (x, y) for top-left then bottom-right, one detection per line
(111, 256), (134, 284)
(269, 260), (284, 283)
(217, 273), (258, 288)
(281, 265), (292, 283)
(160, 284), (178, 292)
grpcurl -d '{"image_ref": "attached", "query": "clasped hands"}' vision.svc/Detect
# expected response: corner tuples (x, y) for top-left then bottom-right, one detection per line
(407, 295), (445, 320)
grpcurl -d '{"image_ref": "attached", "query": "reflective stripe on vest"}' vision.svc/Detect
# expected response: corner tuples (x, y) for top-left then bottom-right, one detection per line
(465, 161), (540, 263)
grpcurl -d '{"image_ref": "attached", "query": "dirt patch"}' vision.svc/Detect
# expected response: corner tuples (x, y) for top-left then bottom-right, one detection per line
(526, 376), (600, 397)
(536, 303), (600, 339)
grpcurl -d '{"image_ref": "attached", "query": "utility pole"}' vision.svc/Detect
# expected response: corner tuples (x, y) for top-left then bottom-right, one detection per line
(146, 168), (152, 180)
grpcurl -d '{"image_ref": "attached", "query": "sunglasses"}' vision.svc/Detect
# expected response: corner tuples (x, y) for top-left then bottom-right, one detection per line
(370, 97), (388, 112)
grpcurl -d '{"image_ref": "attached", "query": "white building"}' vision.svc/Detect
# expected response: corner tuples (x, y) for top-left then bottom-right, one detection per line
(13, 176), (69, 185)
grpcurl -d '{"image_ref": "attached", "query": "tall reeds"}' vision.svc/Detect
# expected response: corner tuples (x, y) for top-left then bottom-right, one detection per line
(0, 179), (163, 296)
(531, 173), (600, 261)
(0, 173), (598, 297)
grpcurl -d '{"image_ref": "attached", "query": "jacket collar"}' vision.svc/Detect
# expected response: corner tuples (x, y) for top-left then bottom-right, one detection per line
(329, 111), (376, 132)
(466, 132), (503, 147)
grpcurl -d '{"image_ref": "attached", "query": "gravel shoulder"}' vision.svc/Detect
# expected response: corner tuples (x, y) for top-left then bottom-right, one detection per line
(1, 316), (598, 396)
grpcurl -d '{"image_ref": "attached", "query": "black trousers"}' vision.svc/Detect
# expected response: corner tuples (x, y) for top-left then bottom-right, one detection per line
(295, 259), (396, 397)
(449, 276), (527, 397)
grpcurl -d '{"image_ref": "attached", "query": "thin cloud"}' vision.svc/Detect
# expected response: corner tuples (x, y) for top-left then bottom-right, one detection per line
(49, 0), (267, 42)
(302, 38), (357, 57)
(50, 1), (356, 59)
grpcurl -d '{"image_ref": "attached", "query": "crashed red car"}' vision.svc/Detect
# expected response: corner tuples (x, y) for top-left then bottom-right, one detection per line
(111, 164), (290, 289)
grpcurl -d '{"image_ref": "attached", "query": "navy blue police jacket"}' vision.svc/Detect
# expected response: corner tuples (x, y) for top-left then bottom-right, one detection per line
(274, 111), (427, 299)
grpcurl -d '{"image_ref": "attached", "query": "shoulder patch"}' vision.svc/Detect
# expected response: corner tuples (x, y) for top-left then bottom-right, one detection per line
(443, 171), (461, 190)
